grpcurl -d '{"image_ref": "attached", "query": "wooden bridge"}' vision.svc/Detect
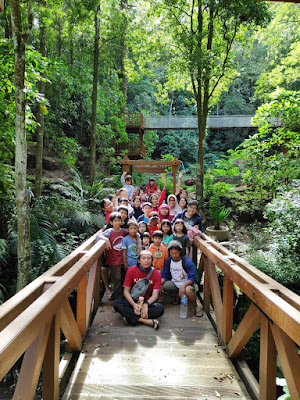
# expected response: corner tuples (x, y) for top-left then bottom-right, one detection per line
(143, 115), (282, 130)
(0, 232), (300, 399)
(115, 113), (282, 159)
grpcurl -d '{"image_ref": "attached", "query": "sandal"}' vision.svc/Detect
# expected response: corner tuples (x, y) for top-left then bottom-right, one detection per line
(195, 305), (203, 318)
(152, 319), (159, 330)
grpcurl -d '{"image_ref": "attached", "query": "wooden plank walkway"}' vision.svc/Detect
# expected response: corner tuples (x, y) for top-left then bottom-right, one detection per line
(62, 299), (251, 400)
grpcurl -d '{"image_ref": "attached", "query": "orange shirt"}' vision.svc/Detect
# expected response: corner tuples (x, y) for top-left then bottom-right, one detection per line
(149, 243), (168, 271)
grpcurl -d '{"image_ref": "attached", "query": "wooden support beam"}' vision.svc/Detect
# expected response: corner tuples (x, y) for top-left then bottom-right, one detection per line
(42, 314), (60, 400)
(60, 300), (82, 351)
(207, 260), (223, 333)
(271, 324), (300, 400)
(197, 253), (205, 284)
(228, 303), (261, 358)
(203, 256), (211, 315)
(134, 166), (166, 173)
(259, 315), (277, 400)
(120, 157), (181, 167)
(77, 274), (87, 337)
(222, 275), (234, 344)
(12, 321), (52, 400)
(86, 260), (98, 327)
(93, 257), (102, 312)
(171, 164), (179, 193)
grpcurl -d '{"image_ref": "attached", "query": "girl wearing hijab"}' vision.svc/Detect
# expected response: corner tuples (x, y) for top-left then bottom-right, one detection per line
(158, 204), (175, 223)
(167, 194), (182, 216)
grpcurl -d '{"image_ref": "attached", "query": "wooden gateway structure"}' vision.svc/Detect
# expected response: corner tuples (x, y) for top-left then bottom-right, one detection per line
(0, 230), (300, 399)
(121, 154), (182, 193)
(115, 113), (184, 193)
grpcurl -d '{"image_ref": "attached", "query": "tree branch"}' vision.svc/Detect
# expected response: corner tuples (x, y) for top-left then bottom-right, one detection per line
(191, 0), (195, 34)
(208, 21), (237, 100)
(99, 34), (121, 51)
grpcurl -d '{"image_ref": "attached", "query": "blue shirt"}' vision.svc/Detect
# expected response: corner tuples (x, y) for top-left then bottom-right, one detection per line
(122, 235), (138, 267)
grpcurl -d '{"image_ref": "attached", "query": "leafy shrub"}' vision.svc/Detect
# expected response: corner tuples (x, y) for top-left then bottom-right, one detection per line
(264, 182), (300, 258)
(247, 182), (300, 293)
(56, 137), (80, 166)
(247, 252), (300, 292)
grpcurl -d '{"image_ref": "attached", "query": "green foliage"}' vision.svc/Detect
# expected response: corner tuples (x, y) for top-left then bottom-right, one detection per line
(247, 183), (300, 293)
(0, 283), (6, 305)
(209, 195), (231, 230)
(50, 168), (105, 234)
(264, 183), (300, 260)
(153, 130), (198, 168)
(0, 239), (9, 270)
(242, 90), (300, 194)
(247, 252), (300, 293)
(255, 4), (300, 99)
(56, 137), (80, 166)
(208, 90), (300, 218)
(277, 386), (290, 400)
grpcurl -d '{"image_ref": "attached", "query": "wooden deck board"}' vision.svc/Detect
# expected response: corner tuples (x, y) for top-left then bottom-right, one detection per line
(62, 301), (251, 399)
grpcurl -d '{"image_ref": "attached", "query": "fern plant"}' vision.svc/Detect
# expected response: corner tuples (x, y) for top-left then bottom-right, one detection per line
(209, 195), (231, 230)
(50, 167), (106, 234)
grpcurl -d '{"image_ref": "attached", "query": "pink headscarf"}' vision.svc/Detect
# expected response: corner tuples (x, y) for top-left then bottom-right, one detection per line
(167, 194), (182, 215)
(158, 204), (175, 222)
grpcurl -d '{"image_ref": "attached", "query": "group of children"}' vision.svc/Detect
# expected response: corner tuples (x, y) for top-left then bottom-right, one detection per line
(98, 172), (202, 302)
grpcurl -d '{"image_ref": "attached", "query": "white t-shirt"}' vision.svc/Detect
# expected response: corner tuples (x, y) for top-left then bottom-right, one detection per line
(170, 259), (187, 288)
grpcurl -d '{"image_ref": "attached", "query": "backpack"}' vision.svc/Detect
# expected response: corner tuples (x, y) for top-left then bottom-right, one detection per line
(130, 267), (154, 300)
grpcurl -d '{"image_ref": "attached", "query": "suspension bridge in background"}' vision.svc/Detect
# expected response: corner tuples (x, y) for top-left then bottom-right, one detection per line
(143, 115), (282, 130)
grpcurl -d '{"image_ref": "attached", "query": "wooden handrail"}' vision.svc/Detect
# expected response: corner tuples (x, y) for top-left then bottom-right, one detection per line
(193, 233), (300, 400)
(0, 231), (106, 399)
(1, 229), (300, 399)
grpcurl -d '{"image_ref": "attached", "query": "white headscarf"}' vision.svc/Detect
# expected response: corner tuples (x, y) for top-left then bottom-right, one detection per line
(167, 194), (182, 216)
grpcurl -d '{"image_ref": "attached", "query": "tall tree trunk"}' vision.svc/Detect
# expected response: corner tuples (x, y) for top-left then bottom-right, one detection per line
(69, 24), (74, 71)
(89, 2), (100, 186)
(35, 11), (46, 199)
(3, 0), (11, 38)
(196, 96), (209, 207)
(10, 0), (32, 291)
(57, 19), (62, 59)
(119, 0), (128, 114)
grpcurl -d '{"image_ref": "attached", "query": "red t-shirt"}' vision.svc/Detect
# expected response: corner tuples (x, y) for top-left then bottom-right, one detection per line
(146, 184), (158, 194)
(123, 266), (161, 300)
(102, 228), (126, 265)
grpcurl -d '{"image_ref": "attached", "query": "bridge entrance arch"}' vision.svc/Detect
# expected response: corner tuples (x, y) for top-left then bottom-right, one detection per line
(120, 155), (182, 193)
